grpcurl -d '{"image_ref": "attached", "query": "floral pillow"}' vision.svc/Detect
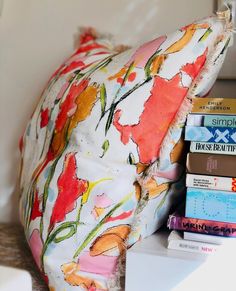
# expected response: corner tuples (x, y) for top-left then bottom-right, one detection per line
(19, 14), (232, 291)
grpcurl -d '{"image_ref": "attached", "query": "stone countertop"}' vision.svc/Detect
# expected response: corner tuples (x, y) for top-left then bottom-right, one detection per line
(0, 224), (48, 291)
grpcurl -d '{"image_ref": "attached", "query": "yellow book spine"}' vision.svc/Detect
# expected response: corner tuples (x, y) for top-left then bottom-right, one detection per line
(192, 98), (236, 114)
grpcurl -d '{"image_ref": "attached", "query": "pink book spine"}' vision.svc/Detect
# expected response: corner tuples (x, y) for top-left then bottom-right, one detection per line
(167, 214), (236, 237)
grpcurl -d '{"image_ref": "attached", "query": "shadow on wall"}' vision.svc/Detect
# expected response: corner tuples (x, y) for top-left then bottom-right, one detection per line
(211, 80), (236, 98)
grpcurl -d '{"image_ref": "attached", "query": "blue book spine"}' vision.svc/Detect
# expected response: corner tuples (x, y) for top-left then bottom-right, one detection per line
(185, 126), (236, 143)
(186, 188), (236, 223)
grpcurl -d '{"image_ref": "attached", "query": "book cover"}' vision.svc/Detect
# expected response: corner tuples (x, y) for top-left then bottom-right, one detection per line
(186, 153), (236, 177)
(187, 114), (236, 127)
(190, 142), (236, 155)
(183, 231), (233, 245)
(167, 214), (236, 237)
(191, 98), (236, 114)
(185, 188), (236, 223)
(168, 230), (218, 254)
(186, 174), (236, 192)
(185, 126), (236, 143)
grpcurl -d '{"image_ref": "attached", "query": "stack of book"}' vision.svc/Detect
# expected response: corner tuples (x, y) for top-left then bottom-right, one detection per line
(167, 97), (236, 255)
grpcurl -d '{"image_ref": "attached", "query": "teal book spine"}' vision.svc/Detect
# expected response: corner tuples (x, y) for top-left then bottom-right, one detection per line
(186, 188), (236, 223)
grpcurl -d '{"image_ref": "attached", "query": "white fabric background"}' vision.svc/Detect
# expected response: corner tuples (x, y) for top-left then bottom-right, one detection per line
(0, 0), (235, 222)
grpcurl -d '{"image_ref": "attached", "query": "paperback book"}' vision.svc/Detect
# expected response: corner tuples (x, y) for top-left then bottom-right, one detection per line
(168, 230), (218, 254)
(183, 231), (234, 245)
(191, 97), (236, 115)
(186, 153), (236, 177)
(185, 187), (236, 223)
(185, 126), (236, 143)
(190, 142), (236, 155)
(167, 213), (236, 237)
(186, 174), (236, 192)
(187, 114), (236, 127)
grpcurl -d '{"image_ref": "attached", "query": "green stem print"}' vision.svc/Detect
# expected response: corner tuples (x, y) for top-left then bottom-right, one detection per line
(97, 76), (152, 134)
(73, 192), (132, 259)
(41, 221), (78, 272)
(75, 178), (112, 232)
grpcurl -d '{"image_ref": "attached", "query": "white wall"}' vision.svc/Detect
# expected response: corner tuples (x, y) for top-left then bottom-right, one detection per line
(0, 0), (233, 223)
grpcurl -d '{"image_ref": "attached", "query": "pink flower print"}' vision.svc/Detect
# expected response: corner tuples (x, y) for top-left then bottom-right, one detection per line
(92, 194), (113, 220)
(126, 35), (167, 68)
(79, 251), (118, 278)
(29, 229), (43, 269)
(94, 193), (113, 208)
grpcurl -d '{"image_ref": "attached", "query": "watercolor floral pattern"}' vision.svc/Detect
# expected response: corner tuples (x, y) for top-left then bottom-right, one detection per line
(19, 16), (231, 291)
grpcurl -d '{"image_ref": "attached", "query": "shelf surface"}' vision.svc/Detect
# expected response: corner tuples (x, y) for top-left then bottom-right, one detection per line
(126, 229), (236, 291)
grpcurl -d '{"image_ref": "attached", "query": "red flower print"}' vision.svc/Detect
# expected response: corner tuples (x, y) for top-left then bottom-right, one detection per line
(113, 73), (188, 164)
(49, 153), (88, 231)
(105, 210), (133, 223)
(128, 72), (136, 82)
(79, 28), (97, 45)
(75, 43), (107, 55)
(30, 188), (42, 221)
(181, 49), (207, 80)
(40, 108), (49, 128)
(117, 77), (123, 84)
(59, 61), (86, 75)
(55, 79), (89, 132)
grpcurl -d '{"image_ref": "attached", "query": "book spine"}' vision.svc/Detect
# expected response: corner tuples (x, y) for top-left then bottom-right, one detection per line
(186, 174), (236, 192)
(185, 126), (236, 143)
(186, 153), (236, 177)
(190, 142), (236, 155)
(185, 188), (236, 223)
(168, 238), (218, 254)
(183, 231), (226, 245)
(191, 97), (236, 114)
(167, 215), (236, 237)
(187, 114), (236, 128)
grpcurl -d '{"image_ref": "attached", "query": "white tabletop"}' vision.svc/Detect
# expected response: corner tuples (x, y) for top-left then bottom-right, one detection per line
(126, 229), (236, 291)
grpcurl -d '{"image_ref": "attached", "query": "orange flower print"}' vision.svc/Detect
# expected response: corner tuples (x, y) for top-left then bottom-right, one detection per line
(61, 262), (107, 290)
(90, 225), (131, 256)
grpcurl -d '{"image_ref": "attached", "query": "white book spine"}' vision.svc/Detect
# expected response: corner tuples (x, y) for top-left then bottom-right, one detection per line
(186, 174), (236, 192)
(190, 142), (236, 155)
(187, 114), (203, 126)
(168, 236), (218, 254)
(183, 232), (225, 245)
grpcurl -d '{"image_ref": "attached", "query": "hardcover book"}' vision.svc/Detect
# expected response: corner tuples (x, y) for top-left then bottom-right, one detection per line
(183, 231), (234, 245)
(186, 153), (236, 177)
(187, 114), (236, 127)
(186, 174), (236, 192)
(190, 142), (236, 155)
(167, 213), (236, 237)
(191, 98), (236, 115)
(185, 188), (236, 223)
(168, 230), (218, 254)
(185, 126), (236, 144)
